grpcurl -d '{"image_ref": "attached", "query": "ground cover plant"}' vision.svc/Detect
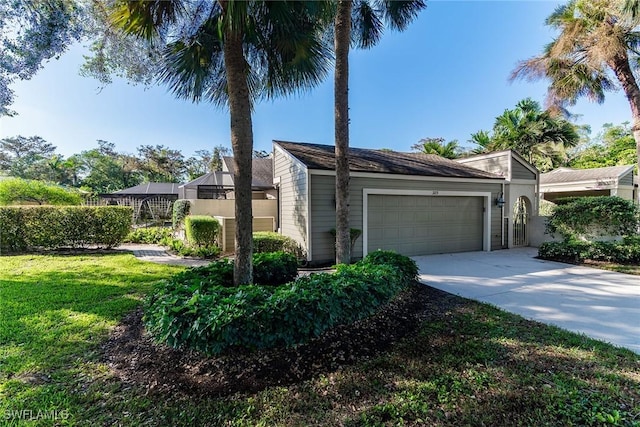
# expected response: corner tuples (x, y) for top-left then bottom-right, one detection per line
(1, 253), (638, 426)
(144, 251), (415, 355)
(124, 226), (174, 244)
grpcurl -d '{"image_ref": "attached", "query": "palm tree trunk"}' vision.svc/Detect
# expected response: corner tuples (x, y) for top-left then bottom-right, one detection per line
(223, 26), (254, 285)
(334, 0), (351, 264)
(608, 52), (640, 203)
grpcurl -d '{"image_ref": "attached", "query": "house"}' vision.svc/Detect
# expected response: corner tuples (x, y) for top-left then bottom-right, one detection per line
(179, 157), (278, 251)
(99, 182), (183, 225)
(539, 165), (637, 203)
(273, 141), (512, 265)
(179, 157), (276, 200)
(103, 182), (182, 202)
(456, 150), (539, 248)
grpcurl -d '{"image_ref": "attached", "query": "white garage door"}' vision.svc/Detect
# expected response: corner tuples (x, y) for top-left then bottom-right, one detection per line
(367, 195), (484, 256)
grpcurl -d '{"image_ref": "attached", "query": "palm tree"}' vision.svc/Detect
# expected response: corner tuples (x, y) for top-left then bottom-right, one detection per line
(333, 0), (426, 264)
(471, 98), (579, 171)
(411, 137), (460, 159)
(111, 1), (332, 284)
(512, 1), (640, 186)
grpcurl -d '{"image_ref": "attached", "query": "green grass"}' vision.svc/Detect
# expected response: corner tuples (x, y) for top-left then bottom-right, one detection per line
(1, 253), (639, 426)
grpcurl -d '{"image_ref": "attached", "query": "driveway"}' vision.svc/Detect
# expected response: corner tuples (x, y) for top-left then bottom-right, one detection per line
(413, 248), (640, 354)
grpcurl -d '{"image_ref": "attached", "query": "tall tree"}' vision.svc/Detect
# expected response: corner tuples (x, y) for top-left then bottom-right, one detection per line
(0, 0), (86, 116)
(137, 144), (186, 183)
(412, 137), (461, 159)
(570, 122), (638, 169)
(109, 1), (332, 284)
(333, 0), (426, 264)
(512, 0), (640, 193)
(470, 99), (580, 171)
(0, 135), (58, 180)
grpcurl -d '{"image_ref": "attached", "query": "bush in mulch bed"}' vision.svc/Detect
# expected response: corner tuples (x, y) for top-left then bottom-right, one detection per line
(143, 250), (418, 356)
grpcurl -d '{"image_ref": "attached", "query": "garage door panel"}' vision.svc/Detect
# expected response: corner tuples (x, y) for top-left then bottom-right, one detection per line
(367, 195), (483, 256)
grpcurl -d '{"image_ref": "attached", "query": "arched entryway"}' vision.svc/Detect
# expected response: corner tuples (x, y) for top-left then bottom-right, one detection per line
(512, 196), (531, 247)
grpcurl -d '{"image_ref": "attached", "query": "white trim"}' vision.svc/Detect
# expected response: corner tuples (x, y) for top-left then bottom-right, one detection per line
(510, 178), (538, 184)
(272, 176), (281, 185)
(273, 143), (308, 173)
(309, 168), (504, 184)
(362, 188), (492, 257)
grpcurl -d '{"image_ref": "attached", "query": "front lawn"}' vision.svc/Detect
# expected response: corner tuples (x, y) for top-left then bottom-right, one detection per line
(1, 253), (639, 426)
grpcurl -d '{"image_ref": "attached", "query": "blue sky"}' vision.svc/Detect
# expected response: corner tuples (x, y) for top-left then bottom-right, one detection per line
(0, 1), (634, 159)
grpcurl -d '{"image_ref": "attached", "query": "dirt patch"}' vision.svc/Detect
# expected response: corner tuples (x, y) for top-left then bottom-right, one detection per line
(101, 283), (465, 397)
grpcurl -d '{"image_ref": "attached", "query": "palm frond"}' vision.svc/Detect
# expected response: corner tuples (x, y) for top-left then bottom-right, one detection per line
(352, 0), (383, 49)
(376, 0), (426, 31)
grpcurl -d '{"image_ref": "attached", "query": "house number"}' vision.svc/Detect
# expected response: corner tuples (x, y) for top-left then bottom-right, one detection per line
(432, 190), (439, 195)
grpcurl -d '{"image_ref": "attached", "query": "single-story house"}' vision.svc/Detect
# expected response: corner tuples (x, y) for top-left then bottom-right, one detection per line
(456, 150), (539, 248)
(179, 157), (276, 200)
(540, 165), (637, 203)
(273, 141), (512, 265)
(101, 182), (182, 202)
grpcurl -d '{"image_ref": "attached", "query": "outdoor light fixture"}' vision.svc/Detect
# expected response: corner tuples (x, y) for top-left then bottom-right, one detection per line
(495, 193), (505, 209)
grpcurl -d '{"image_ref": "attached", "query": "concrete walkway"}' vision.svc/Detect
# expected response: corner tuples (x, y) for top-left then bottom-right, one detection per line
(118, 243), (210, 267)
(414, 248), (640, 354)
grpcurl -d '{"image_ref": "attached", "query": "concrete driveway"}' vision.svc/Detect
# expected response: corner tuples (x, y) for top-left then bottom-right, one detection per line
(413, 248), (640, 354)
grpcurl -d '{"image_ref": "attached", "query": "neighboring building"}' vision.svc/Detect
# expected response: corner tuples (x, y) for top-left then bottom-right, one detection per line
(456, 150), (539, 248)
(540, 165), (637, 203)
(274, 141), (510, 265)
(101, 182), (182, 202)
(179, 157), (276, 200)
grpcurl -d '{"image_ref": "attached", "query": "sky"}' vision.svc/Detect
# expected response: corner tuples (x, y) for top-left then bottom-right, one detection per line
(0, 1), (635, 160)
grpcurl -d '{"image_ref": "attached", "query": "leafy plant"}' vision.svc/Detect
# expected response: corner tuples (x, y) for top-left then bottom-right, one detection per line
(0, 177), (82, 206)
(172, 199), (190, 229)
(143, 250), (414, 355)
(160, 237), (221, 259)
(546, 196), (639, 241)
(125, 226), (174, 244)
(0, 206), (132, 252)
(539, 239), (640, 264)
(253, 231), (304, 258)
(252, 251), (298, 286)
(185, 215), (220, 247)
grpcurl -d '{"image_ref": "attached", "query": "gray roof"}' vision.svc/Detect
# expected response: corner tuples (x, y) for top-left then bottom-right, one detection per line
(541, 165), (634, 185)
(181, 171), (234, 189)
(112, 182), (182, 195)
(223, 157), (274, 189)
(275, 141), (502, 179)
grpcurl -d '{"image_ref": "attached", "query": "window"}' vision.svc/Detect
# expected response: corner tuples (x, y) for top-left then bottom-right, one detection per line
(197, 185), (227, 199)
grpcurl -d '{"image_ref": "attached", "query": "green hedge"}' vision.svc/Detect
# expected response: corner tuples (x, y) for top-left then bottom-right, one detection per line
(185, 215), (220, 247)
(144, 250), (417, 355)
(125, 227), (174, 244)
(538, 238), (640, 264)
(0, 206), (132, 252)
(546, 196), (639, 241)
(253, 231), (304, 258)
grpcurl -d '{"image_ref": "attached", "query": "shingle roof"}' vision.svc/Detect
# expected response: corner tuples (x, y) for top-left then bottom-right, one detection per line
(541, 165), (634, 185)
(181, 171), (234, 189)
(275, 141), (502, 179)
(112, 182), (182, 195)
(223, 157), (274, 189)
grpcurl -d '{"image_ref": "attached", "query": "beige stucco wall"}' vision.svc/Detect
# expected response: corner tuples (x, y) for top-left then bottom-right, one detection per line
(187, 199), (277, 218)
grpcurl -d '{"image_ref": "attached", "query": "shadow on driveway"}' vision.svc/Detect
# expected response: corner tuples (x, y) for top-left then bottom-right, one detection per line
(414, 248), (640, 354)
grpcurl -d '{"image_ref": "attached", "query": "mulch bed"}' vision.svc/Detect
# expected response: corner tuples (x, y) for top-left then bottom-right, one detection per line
(101, 283), (466, 397)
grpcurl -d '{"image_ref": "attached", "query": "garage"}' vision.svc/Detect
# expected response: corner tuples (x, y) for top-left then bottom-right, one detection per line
(366, 194), (484, 256)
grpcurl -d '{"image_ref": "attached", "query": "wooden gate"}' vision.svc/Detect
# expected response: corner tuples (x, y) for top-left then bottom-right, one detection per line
(513, 197), (528, 247)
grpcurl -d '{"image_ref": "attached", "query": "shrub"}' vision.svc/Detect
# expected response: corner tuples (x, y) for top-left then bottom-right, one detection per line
(185, 215), (220, 247)
(172, 199), (190, 229)
(362, 250), (419, 283)
(125, 227), (174, 244)
(144, 250), (414, 355)
(546, 196), (639, 241)
(539, 239), (640, 264)
(252, 251), (298, 286)
(160, 237), (221, 259)
(0, 206), (132, 252)
(253, 231), (304, 258)
(0, 178), (82, 206)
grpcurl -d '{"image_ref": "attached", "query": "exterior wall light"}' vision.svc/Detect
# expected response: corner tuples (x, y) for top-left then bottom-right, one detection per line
(495, 193), (505, 209)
